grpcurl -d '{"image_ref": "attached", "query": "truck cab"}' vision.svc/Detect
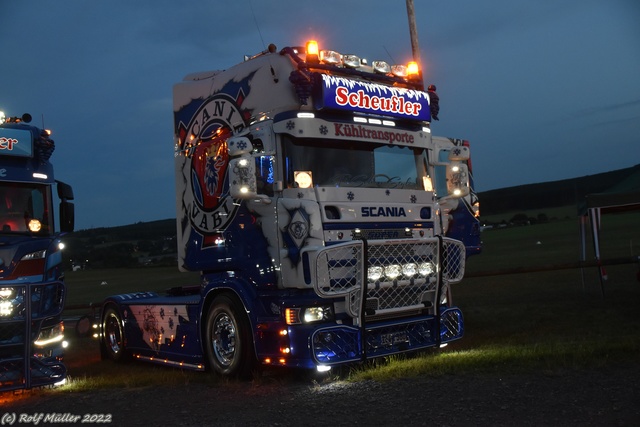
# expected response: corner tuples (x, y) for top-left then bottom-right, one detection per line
(0, 112), (74, 391)
(100, 41), (480, 377)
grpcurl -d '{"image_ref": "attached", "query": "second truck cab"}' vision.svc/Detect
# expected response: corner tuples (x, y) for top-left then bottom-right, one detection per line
(0, 112), (74, 391)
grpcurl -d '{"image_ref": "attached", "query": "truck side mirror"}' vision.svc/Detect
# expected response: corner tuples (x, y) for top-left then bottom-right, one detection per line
(446, 162), (470, 198)
(229, 155), (257, 198)
(56, 181), (75, 232)
(228, 136), (270, 203)
(56, 181), (74, 200)
(59, 201), (75, 233)
(229, 154), (270, 204)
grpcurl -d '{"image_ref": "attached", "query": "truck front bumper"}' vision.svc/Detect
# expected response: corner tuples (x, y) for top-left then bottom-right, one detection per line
(311, 307), (464, 366)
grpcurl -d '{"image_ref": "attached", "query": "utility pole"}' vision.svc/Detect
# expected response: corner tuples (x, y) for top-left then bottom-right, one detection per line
(405, 0), (424, 86)
(406, 1), (437, 117)
(406, 0), (421, 67)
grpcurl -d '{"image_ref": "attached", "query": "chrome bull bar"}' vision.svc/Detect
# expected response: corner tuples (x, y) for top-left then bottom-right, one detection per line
(306, 237), (466, 364)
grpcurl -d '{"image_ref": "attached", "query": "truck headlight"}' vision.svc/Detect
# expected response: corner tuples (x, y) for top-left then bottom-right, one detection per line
(21, 249), (47, 261)
(303, 306), (332, 323)
(384, 264), (401, 280)
(0, 287), (15, 316)
(0, 287), (22, 317)
(0, 300), (13, 316)
(34, 322), (65, 347)
(368, 266), (383, 281)
(402, 263), (418, 277)
(285, 305), (333, 325)
(368, 262), (436, 283)
(419, 262), (435, 276)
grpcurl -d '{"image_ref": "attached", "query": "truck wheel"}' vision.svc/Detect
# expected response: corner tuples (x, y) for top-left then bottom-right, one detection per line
(101, 306), (129, 362)
(205, 295), (255, 378)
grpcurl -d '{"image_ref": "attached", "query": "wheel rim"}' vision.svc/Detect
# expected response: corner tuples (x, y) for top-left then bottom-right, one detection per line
(105, 313), (123, 354)
(212, 313), (236, 367)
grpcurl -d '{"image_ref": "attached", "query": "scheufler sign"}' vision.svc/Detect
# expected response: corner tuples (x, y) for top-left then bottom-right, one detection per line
(319, 74), (431, 122)
(0, 128), (33, 157)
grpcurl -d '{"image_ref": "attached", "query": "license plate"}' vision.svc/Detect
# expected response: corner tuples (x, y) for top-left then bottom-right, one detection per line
(380, 331), (409, 347)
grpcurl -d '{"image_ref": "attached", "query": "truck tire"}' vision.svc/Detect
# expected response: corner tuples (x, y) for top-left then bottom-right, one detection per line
(101, 306), (129, 362)
(204, 294), (255, 378)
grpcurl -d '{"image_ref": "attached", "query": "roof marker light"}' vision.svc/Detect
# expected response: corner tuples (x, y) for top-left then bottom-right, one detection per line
(33, 173), (48, 180)
(297, 112), (315, 119)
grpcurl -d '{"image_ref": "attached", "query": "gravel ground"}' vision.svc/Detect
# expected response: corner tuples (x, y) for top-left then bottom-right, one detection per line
(3, 364), (639, 426)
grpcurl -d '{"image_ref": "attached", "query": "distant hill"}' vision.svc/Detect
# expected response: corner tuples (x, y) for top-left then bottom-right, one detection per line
(75, 219), (176, 239)
(73, 164), (640, 228)
(67, 219), (178, 269)
(478, 164), (640, 217)
(65, 164), (640, 268)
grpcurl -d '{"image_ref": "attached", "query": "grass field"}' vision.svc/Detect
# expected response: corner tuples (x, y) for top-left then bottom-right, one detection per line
(64, 267), (199, 310)
(53, 212), (640, 388)
(350, 213), (640, 381)
(480, 205), (578, 225)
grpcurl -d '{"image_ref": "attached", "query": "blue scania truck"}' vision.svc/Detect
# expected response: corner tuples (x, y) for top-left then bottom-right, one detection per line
(0, 112), (74, 391)
(100, 41), (480, 377)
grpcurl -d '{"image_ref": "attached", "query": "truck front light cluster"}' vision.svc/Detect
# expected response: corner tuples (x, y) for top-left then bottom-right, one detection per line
(21, 249), (46, 261)
(0, 300), (13, 316)
(303, 306), (330, 323)
(368, 261), (436, 282)
(285, 305), (333, 325)
(0, 287), (16, 316)
(34, 322), (65, 347)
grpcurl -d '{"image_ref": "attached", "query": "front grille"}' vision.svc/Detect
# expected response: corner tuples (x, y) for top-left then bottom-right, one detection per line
(312, 237), (466, 320)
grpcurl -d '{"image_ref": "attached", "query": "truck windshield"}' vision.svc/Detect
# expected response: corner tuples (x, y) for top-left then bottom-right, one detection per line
(0, 183), (53, 235)
(282, 136), (429, 190)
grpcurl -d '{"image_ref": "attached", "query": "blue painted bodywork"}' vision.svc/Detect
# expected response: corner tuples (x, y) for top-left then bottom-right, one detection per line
(0, 120), (68, 391)
(102, 44), (472, 373)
